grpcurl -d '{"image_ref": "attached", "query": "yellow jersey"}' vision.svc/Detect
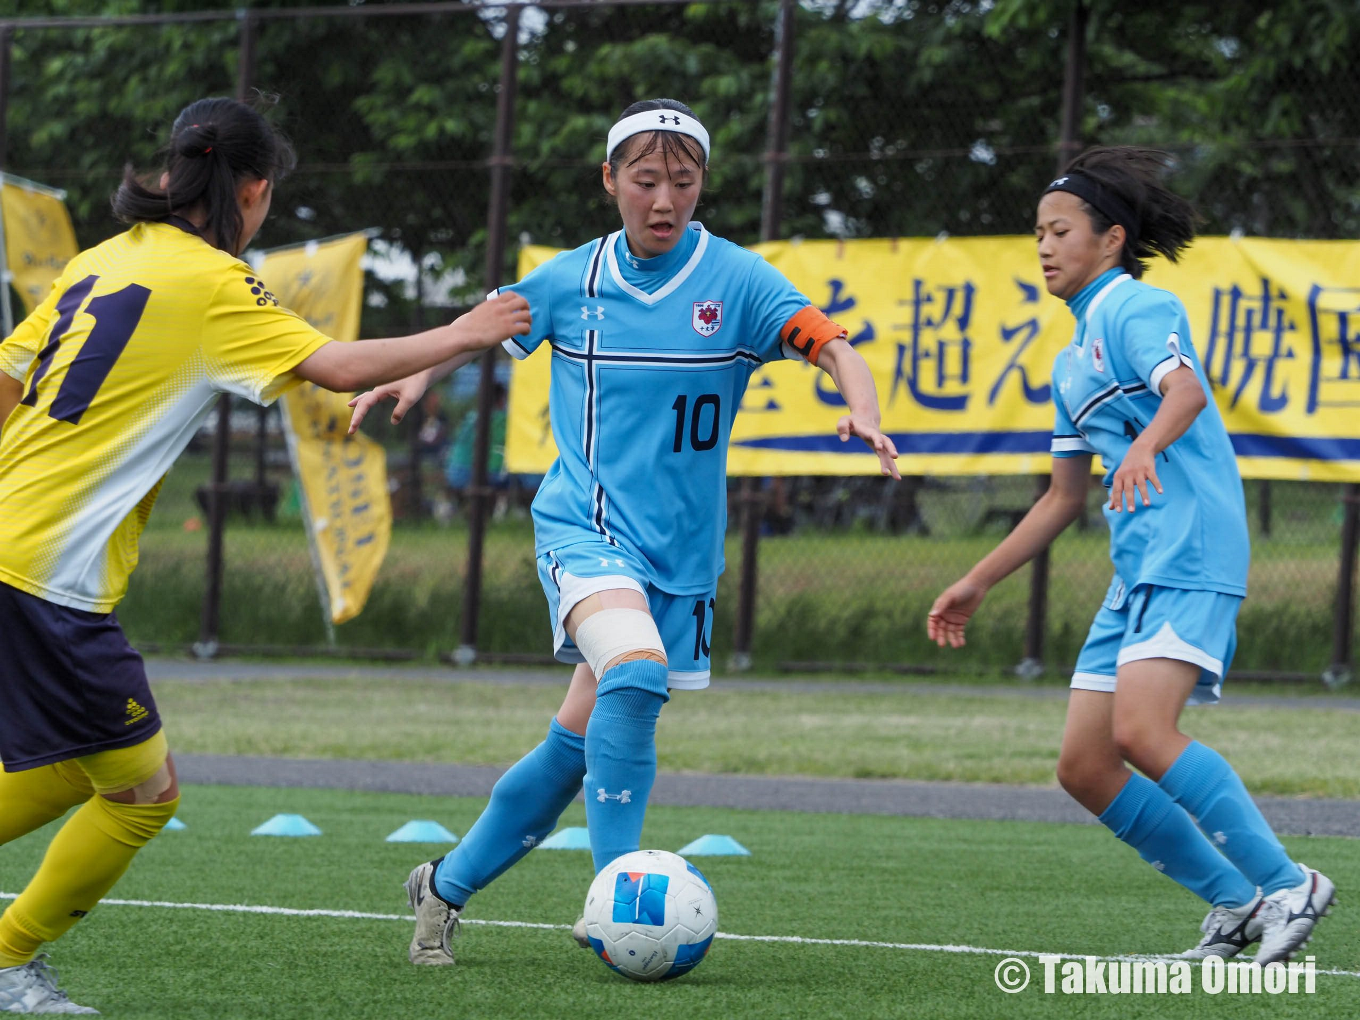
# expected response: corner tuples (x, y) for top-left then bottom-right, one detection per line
(0, 220), (332, 611)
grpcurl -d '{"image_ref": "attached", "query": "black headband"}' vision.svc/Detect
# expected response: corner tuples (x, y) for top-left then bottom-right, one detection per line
(1044, 172), (1140, 243)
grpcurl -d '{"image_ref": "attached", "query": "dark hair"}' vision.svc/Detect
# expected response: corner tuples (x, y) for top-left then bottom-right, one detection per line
(112, 96), (296, 256)
(1055, 146), (1196, 278)
(608, 98), (708, 181)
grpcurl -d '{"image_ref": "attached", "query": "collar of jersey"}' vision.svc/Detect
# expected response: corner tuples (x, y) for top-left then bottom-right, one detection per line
(1066, 268), (1130, 338)
(605, 223), (708, 305)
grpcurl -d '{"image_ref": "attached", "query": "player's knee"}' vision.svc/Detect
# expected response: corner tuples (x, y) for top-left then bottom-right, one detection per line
(1056, 748), (1113, 801)
(573, 608), (667, 680)
(1110, 715), (1162, 768)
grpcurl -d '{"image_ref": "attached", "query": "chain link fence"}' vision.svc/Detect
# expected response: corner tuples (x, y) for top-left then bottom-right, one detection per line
(3, 1), (1356, 679)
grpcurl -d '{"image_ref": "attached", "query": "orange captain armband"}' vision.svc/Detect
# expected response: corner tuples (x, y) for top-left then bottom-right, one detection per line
(780, 305), (846, 367)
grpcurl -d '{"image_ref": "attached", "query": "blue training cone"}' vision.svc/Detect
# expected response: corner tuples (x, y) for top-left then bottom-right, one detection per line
(386, 820), (459, 844)
(163, 816), (187, 832)
(251, 813), (322, 837)
(677, 834), (751, 856)
(539, 826), (592, 850)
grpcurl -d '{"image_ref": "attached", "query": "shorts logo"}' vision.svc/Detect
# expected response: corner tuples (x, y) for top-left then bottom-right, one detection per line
(692, 300), (722, 336)
(125, 698), (149, 726)
(1091, 336), (1106, 373)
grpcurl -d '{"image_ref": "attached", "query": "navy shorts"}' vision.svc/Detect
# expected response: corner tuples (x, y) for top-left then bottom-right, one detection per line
(0, 581), (162, 772)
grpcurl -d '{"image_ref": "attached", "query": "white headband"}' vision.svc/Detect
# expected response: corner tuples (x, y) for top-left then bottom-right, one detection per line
(606, 109), (710, 163)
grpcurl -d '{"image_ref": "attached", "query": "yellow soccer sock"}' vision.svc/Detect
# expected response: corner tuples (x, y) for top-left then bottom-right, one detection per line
(0, 761), (93, 847)
(0, 792), (179, 966)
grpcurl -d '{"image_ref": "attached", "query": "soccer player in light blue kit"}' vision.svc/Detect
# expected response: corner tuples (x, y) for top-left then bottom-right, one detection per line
(928, 147), (1335, 965)
(349, 99), (899, 966)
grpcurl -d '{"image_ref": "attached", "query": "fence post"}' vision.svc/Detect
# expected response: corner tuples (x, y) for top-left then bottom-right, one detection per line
(731, 0), (796, 672)
(196, 9), (258, 658)
(1325, 483), (1359, 688)
(0, 24), (12, 173)
(1018, 0), (1088, 679)
(456, 5), (519, 665)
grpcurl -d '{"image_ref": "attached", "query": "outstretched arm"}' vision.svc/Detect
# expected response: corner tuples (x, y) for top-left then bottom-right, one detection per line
(293, 290), (530, 397)
(816, 338), (900, 479)
(927, 454), (1092, 648)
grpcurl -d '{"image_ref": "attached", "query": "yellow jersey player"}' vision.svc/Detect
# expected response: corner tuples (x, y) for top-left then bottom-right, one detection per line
(0, 96), (529, 1015)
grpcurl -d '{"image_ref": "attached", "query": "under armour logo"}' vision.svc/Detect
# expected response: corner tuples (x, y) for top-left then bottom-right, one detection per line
(1050, 175), (1068, 187)
(1213, 831), (1228, 845)
(1152, 860), (1166, 872)
(598, 557), (625, 568)
(581, 305), (605, 320)
(522, 835), (541, 848)
(659, 114), (680, 125)
(596, 788), (632, 804)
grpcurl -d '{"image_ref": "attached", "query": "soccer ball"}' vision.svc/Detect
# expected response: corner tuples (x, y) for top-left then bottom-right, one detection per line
(581, 849), (718, 982)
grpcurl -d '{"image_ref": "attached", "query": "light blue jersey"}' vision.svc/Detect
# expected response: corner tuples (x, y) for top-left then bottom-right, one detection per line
(1050, 268), (1248, 598)
(499, 223), (813, 594)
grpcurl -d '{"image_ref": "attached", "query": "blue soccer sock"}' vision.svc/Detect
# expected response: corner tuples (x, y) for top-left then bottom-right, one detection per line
(434, 717), (586, 907)
(1158, 740), (1305, 896)
(583, 659), (670, 874)
(1099, 772), (1257, 908)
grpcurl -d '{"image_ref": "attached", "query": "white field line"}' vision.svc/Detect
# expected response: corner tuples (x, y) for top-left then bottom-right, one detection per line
(2, 891), (1356, 979)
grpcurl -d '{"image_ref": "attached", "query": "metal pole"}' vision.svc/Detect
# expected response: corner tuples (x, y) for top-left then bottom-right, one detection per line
(456, 6), (518, 665)
(1055, 1), (1088, 173)
(196, 10), (257, 658)
(730, 0), (796, 672)
(0, 25), (14, 338)
(1019, 1), (1087, 678)
(1325, 483), (1359, 689)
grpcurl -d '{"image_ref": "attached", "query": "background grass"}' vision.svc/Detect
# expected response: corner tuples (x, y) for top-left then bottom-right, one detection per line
(153, 675), (1360, 798)
(119, 451), (1353, 674)
(2, 786), (1356, 1020)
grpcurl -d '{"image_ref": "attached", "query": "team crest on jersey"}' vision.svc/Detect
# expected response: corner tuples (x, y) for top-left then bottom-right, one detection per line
(692, 300), (723, 337)
(1091, 336), (1106, 373)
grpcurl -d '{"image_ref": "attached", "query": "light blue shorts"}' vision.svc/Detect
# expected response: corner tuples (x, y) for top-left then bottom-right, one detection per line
(1071, 583), (1242, 706)
(538, 543), (715, 690)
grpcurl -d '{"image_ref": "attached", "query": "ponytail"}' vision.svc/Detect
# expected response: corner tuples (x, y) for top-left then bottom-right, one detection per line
(112, 96), (296, 256)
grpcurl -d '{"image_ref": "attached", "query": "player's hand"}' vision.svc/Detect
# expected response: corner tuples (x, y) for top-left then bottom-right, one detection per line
(927, 579), (988, 649)
(457, 291), (532, 348)
(1108, 438), (1162, 513)
(348, 373), (428, 434)
(836, 414), (900, 479)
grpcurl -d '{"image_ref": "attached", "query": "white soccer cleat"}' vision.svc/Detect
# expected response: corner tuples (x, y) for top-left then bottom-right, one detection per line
(1255, 864), (1337, 965)
(0, 955), (100, 1014)
(404, 857), (461, 966)
(1181, 894), (1265, 958)
(571, 916), (590, 949)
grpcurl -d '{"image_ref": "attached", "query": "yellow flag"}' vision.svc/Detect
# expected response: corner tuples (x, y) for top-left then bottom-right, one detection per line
(263, 233), (390, 625)
(1, 175), (78, 316)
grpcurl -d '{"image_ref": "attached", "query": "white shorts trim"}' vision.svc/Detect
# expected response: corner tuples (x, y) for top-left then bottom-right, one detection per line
(1070, 671), (1116, 694)
(1115, 621), (1224, 678)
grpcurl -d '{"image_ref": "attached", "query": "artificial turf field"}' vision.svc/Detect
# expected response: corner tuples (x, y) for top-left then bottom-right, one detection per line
(3, 785), (1356, 1019)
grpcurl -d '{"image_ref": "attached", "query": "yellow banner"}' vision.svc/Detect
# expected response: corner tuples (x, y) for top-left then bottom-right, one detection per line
(505, 237), (1360, 481)
(263, 233), (391, 625)
(1, 176), (78, 315)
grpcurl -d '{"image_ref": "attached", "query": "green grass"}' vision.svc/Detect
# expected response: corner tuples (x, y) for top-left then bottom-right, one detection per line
(118, 452), (1356, 673)
(153, 677), (1360, 798)
(2, 786), (1356, 1019)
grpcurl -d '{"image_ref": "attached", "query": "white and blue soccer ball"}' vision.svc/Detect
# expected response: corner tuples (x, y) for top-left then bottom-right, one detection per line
(582, 849), (718, 982)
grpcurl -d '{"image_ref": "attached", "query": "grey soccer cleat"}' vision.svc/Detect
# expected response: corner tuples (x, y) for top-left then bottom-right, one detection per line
(1182, 894), (1265, 959)
(1255, 865), (1337, 965)
(571, 916), (590, 949)
(404, 857), (461, 966)
(0, 955), (100, 1014)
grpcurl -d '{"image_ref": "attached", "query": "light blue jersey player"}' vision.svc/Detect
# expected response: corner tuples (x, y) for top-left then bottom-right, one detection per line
(929, 147), (1333, 966)
(1050, 267), (1248, 705)
(353, 98), (900, 966)
(500, 218), (827, 688)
